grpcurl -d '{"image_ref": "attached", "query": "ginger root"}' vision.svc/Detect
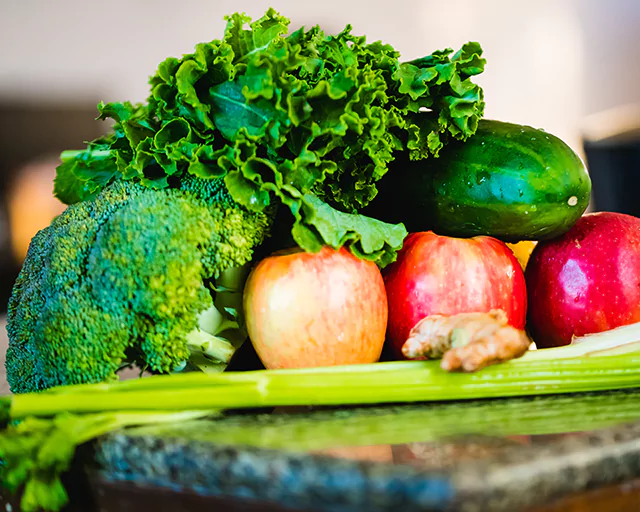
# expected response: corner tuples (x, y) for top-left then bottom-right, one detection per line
(401, 310), (532, 372)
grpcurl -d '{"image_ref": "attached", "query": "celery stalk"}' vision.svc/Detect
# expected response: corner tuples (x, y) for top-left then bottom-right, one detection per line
(10, 354), (640, 418)
(59, 149), (111, 162)
(523, 322), (640, 360)
(3, 345), (640, 512)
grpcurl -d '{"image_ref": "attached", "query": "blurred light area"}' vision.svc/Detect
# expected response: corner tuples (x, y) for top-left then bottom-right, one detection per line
(411, 0), (585, 154)
(582, 104), (640, 145)
(7, 158), (66, 262)
(2, 0), (640, 152)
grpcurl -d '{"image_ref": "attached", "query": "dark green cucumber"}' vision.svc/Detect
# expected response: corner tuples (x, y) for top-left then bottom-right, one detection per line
(371, 119), (592, 242)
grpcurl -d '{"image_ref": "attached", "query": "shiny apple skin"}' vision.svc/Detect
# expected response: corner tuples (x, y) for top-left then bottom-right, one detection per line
(383, 231), (527, 358)
(243, 246), (388, 369)
(526, 212), (640, 348)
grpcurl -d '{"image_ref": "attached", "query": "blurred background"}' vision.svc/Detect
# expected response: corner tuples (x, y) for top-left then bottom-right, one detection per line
(1, 0), (639, 312)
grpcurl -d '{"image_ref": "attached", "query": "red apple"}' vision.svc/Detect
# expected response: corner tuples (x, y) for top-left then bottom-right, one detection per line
(383, 232), (527, 358)
(243, 246), (388, 369)
(526, 212), (640, 348)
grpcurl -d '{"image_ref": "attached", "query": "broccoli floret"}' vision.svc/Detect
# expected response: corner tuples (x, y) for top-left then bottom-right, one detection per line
(178, 174), (237, 208)
(6, 179), (272, 393)
(6, 182), (136, 393)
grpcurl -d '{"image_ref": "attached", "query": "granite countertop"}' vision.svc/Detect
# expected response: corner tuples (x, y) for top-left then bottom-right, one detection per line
(1, 318), (8, 395)
(3, 319), (640, 511)
(87, 391), (640, 512)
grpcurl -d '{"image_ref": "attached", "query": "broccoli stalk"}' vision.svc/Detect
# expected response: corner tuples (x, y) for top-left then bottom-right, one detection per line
(181, 265), (252, 373)
(183, 307), (237, 372)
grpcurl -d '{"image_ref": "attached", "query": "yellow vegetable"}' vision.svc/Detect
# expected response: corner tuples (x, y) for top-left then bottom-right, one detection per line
(507, 241), (537, 270)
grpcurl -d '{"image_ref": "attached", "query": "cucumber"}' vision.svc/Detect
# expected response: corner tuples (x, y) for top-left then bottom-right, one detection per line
(370, 119), (592, 242)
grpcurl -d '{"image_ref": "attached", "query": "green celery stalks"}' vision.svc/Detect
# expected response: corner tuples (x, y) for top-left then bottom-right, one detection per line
(9, 354), (640, 418)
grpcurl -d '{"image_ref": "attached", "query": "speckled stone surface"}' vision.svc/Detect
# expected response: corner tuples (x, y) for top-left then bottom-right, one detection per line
(91, 390), (640, 512)
(1, 318), (9, 395)
(448, 422), (640, 511)
(96, 438), (455, 511)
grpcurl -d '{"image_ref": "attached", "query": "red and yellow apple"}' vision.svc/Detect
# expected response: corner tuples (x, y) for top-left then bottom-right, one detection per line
(383, 231), (527, 358)
(243, 246), (388, 369)
(526, 212), (640, 348)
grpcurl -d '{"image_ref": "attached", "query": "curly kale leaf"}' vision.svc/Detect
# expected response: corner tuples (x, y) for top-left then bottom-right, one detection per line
(392, 41), (485, 159)
(290, 194), (408, 268)
(54, 8), (485, 265)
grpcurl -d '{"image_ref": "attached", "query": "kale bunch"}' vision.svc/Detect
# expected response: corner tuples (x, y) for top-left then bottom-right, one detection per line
(56, 8), (484, 265)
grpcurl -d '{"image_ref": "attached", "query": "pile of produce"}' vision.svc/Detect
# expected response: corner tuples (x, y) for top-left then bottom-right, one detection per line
(2, 8), (640, 511)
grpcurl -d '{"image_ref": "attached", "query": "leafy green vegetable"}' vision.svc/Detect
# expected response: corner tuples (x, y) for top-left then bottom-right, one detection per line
(291, 194), (408, 267)
(0, 410), (214, 512)
(55, 149), (116, 204)
(56, 8), (485, 264)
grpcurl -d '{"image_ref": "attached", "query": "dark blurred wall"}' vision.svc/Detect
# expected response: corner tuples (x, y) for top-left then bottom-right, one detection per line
(0, 102), (106, 312)
(585, 140), (640, 216)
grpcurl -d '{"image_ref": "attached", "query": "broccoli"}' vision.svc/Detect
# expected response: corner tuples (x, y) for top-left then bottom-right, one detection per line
(6, 179), (272, 393)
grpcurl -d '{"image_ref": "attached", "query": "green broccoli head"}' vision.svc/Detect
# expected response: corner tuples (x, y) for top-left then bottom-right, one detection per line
(6, 179), (272, 393)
